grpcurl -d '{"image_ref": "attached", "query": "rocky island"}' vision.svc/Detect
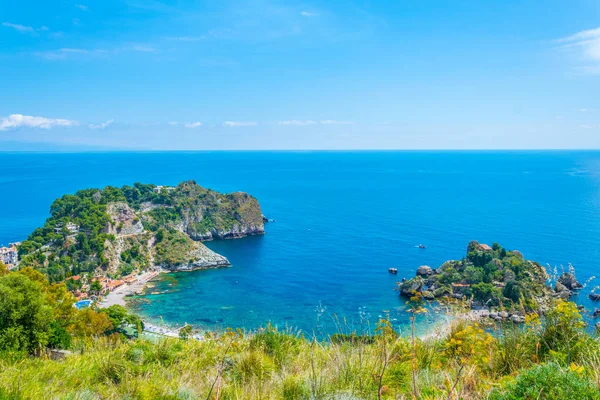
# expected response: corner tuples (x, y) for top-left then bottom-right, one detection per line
(17, 181), (265, 282)
(399, 240), (582, 319)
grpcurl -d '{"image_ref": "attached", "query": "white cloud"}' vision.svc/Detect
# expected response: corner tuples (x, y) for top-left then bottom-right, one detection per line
(184, 122), (202, 128)
(320, 120), (355, 125)
(75, 4), (88, 11)
(558, 27), (600, 72)
(300, 11), (319, 17)
(88, 119), (114, 129)
(223, 121), (258, 127)
(2, 22), (34, 33)
(0, 114), (78, 130)
(278, 120), (316, 126)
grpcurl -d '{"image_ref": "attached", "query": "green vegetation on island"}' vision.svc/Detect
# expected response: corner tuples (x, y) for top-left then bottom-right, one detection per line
(399, 241), (572, 317)
(16, 181), (264, 282)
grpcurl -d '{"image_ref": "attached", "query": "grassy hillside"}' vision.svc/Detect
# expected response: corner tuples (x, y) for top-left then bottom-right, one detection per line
(0, 301), (599, 399)
(1, 252), (599, 399)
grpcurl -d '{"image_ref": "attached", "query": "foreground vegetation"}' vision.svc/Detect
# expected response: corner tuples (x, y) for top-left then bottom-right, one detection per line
(1, 261), (600, 399)
(1, 304), (600, 399)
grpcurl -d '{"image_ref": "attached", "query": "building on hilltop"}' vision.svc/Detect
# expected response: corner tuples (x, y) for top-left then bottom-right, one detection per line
(153, 185), (175, 194)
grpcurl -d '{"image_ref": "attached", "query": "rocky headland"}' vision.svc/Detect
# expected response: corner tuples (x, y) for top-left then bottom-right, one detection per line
(17, 181), (265, 281)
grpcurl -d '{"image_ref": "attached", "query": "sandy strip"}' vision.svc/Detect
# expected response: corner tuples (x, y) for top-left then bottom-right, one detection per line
(98, 270), (162, 308)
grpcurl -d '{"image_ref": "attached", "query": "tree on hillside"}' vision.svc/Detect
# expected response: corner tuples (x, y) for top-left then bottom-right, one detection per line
(69, 308), (113, 338)
(0, 273), (53, 353)
(179, 324), (193, 340)
(100, 305), (144, 335)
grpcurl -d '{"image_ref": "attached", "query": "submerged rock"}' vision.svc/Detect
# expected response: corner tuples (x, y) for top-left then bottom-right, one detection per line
(590, 293), (600, 302)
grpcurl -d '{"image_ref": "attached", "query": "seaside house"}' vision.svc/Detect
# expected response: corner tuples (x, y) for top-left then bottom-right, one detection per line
(0, 245), (18, 268)
(479, 243), (493, 251)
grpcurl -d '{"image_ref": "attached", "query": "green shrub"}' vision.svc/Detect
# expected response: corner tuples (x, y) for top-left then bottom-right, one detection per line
(489, 363), (600, 400)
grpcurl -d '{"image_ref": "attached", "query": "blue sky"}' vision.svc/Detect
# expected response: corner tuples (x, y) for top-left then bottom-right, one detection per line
(1, 0), (599, 150)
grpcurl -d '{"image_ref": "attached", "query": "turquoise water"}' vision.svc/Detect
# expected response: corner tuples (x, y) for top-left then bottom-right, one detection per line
(1, 151), (599, 334)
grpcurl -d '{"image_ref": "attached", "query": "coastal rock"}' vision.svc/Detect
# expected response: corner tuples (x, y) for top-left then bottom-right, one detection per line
(590, 293), (600, 302)
(554, 281), (572, 299)
(416, 265), (433, 276)
(558, 272), (583, 291)
(106, 202), (144, 236)
(498, 311), (509, 319)
(422, 291), (435, 300)
(159, 242), (230, 272)
(511, 315), (525, 323)
(554, 281), (569, 293)
(399, 277), (424, 296)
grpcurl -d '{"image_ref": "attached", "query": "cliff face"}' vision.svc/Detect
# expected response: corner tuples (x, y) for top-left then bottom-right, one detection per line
(169, 182), (265, 240)
(18, 181), (263, 280)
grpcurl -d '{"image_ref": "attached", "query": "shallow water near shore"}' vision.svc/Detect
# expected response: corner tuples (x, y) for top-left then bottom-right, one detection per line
(1, 151), (600, 334)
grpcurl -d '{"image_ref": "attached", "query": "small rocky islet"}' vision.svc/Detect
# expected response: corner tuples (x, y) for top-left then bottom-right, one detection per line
(17, 180), (265, 282)
(398, 240), (584, 322)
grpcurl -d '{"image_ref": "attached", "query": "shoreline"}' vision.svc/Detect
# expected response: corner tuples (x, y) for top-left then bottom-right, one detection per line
(98, 269), (163, 308)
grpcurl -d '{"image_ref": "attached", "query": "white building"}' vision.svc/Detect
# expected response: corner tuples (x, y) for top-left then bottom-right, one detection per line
(54, 222), (80, 234)
(0, 245), (18, 267)
(153, 185), (175, 194)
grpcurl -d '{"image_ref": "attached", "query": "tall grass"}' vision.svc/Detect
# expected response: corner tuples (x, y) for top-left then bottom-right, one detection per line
(0, 300), (599, 399)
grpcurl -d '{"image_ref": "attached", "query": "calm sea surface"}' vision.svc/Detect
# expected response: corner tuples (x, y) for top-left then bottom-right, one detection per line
(1, 151), (599, 334)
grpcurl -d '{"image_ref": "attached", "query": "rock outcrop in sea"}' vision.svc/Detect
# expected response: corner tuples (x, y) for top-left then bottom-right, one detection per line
(398, 240), (561, 316)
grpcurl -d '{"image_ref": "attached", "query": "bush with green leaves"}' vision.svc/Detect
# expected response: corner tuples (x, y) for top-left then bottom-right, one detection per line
(489, 363), (600, 400)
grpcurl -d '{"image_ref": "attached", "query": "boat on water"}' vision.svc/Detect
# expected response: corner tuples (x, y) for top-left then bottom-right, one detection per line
(388, 268), (398, 274)
(418, 244), (426, 249)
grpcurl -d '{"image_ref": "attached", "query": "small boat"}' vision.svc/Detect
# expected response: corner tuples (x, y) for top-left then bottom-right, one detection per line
(388, 268), (398, 274)
(418, 244), (426, 249)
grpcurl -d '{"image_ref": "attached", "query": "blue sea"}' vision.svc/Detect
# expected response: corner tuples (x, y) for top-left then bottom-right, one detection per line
(1, 151), (600, 334)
